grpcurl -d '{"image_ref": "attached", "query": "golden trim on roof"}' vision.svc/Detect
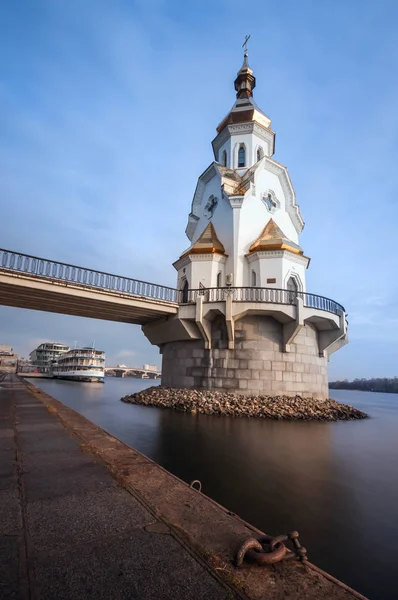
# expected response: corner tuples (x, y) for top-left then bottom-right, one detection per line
(249, 219), (303, 255)
(216, 108), (272, 135)
(180, 222), (226, 258)
(215, 164), (255, 196)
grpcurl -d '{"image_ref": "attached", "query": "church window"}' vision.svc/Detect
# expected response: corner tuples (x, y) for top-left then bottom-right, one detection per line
(217, 271), (222, 288)
(256, 146), (264, 162)
(251, 270), (257, 287)
(181, 279), (189, 303)
(262, 190), (280, 214)
(222, 150), (227, 167)
(238, 144), (246, 167)
(286, 276), (299, 303)
(204, 195), (218, 219)
(287, 276), (299, 292)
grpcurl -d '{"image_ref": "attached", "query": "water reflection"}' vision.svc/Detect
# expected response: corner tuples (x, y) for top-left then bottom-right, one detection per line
(153, 412), (367, 588)
(28, 379), (398, 600)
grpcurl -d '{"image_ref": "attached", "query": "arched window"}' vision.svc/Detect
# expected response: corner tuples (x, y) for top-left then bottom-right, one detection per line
(238, 144), (246, 168)
(251, 270), (257, 287)
(286, 276), (298, 304)
(181, 279), (189, 303)
(222, 150), (227, 167)
(256, 146), (264, 162)
(217, 271), (222, 288)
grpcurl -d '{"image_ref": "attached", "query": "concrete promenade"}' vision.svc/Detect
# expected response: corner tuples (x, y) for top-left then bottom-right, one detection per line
(0, 374), (367, 600)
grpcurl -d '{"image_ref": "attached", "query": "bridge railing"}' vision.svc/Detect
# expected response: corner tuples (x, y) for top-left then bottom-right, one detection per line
(0, 248), (345, 315)
(182, 287), (345, 316)
(0, 249), (178, 303)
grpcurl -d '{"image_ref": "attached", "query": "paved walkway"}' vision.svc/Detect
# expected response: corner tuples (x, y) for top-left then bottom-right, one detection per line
(0, 374), (238, 600)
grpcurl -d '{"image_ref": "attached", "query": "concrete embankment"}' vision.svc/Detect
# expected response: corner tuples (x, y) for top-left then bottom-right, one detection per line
(1, 375), (368, 599)
(16, 372), (52, 378)
(121, 386), (368, 421)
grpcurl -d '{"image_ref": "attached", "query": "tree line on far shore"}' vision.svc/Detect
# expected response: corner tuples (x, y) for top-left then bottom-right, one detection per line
(329, 378), (398, 393)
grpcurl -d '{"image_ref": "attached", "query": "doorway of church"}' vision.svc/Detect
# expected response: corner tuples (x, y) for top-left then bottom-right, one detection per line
(286, 276), (298, 303)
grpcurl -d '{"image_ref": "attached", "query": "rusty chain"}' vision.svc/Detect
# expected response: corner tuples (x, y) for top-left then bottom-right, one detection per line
(235, 531), (307, 567)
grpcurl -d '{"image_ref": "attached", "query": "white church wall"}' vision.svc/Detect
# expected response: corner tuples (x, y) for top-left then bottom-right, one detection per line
(192, 257), (214, 289)
(191, 175), (234, 277)
(213, 261), (225, 288)
(177, 261), (193, 291)
(282, 259), (307, 292)
(190, 174), (222, 245)
(237, 176), (297, 271)
(177, 255), (227, 291)
(182, 164), (306, 291)
(216, 130), (271, 171)
(211, 258), (226, 288)
(245, 253), (307, 290)
(254, 168), (299, 243)
(258, 256), (283, 288)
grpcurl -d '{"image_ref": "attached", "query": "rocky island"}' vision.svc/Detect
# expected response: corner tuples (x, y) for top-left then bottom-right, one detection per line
(121, 387), (368, 421)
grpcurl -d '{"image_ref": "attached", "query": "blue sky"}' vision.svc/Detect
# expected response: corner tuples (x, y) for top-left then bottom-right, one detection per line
(1, 0), (398, 378)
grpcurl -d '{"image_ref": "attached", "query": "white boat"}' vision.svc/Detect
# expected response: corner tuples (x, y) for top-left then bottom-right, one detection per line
(51, 347), (105, 383)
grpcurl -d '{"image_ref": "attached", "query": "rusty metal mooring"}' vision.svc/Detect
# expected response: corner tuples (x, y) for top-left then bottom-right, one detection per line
(189, 479), (202, 492)
(235, 531), (307, 567)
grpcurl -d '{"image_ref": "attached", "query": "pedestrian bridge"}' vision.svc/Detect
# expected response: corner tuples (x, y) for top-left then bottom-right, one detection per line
(0, 249), (178, 325)
(0, 248), (345, 342)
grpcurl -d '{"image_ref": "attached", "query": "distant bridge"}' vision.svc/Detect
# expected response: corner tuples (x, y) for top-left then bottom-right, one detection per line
(104, 367), (161, 379)
(0, 249), (178, 324)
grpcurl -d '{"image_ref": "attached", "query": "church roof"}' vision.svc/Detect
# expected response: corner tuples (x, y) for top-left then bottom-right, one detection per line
(249, 219), (303, 254)
(216, 52), (272, 134)
(180, 222), (226, 258)
(216, 98), (272, 134)
(215, 164), (257, 196)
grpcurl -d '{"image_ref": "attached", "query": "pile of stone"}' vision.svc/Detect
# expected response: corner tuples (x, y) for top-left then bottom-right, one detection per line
(121, 387), (368, 421)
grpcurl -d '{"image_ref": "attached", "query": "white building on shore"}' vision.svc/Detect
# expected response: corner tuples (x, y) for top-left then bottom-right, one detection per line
(29, 342), (70, 373)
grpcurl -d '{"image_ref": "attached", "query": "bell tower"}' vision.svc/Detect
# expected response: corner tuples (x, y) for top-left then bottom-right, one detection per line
(143, 46), (348, 400)
(212, 48), (275, 171)
(179, 46), (307, 295)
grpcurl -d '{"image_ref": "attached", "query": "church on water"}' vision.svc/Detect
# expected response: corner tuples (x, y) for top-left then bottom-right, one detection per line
(143, 48), (347, 400)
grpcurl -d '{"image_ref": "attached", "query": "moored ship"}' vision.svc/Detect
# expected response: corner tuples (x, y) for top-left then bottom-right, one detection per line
(51, 347), (105, 382)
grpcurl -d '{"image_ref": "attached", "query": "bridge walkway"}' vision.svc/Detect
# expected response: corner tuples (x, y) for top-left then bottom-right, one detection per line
(0, 374), (238, 599)
(0, 249), (178, 325)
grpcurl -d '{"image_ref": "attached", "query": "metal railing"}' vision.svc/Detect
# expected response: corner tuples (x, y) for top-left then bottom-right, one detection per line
(0, 249), (178, 303)
(0, 248), (345, 314)
(181, 287), (345, 315)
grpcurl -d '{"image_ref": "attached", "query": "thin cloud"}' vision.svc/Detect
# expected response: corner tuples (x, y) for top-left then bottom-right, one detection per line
(1, 1), (398, 377)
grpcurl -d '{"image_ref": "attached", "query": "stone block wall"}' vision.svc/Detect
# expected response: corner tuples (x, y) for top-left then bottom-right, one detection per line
(161, 315), (329, 399)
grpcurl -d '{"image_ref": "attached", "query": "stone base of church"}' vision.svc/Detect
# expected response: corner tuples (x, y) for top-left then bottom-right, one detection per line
(160, 316), (329, 400)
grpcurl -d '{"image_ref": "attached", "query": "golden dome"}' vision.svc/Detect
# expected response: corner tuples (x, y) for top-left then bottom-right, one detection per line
(249, 219), (303, 254)
(181, 222), (226, 258)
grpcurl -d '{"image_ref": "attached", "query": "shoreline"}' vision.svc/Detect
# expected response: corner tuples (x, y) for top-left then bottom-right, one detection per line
(330, 386), (398, 395)
(21, 377), (368, 599)
(121, 386), (368, 421)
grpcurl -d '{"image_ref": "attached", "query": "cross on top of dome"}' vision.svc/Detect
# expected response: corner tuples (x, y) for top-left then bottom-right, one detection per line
(234, 34), (255, 99)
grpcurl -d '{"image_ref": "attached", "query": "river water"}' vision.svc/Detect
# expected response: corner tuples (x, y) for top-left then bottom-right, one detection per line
(27, 377), (398, 600)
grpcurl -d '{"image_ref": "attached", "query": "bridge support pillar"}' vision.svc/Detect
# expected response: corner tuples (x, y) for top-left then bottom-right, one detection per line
(143, 300), (347, 400)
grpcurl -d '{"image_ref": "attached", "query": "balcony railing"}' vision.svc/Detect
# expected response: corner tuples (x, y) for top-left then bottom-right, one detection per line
(0, 249), (178, 303)
(0, 248), (345, 315)
(181, 287), (345, 316)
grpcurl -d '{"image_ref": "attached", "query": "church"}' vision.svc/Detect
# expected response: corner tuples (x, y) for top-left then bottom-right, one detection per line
(143, 48), (347, 400)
